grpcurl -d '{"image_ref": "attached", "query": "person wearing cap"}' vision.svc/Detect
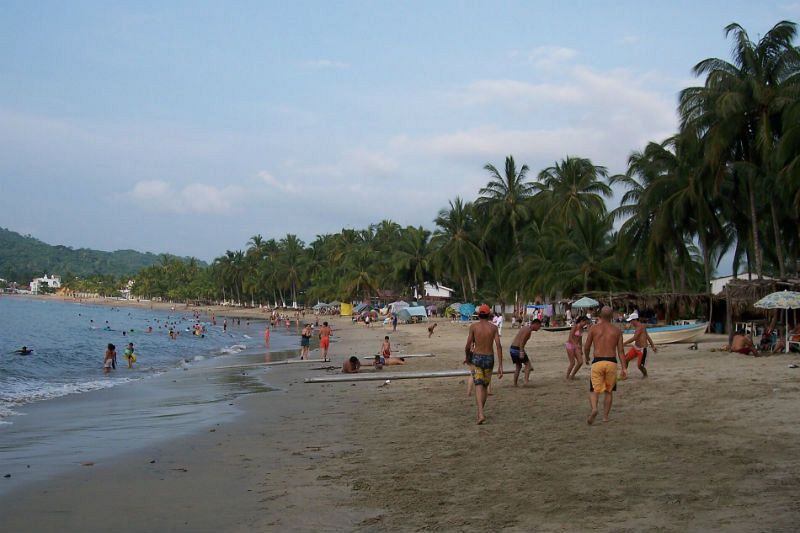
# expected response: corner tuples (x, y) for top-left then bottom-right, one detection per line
(583, 306), (626, 424)
(464, 303), (503, 424)
(622, 312), (657, 378)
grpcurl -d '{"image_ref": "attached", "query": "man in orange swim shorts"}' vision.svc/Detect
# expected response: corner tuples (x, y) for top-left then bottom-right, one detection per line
(583, 306), (626, 424)
(319, 321), (332, 361)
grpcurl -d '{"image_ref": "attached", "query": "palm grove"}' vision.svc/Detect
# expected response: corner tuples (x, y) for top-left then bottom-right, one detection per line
(123, 21), (800, 307)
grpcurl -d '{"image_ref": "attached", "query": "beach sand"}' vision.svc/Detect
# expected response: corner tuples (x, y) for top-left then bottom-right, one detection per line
(3, 308), (800, 532)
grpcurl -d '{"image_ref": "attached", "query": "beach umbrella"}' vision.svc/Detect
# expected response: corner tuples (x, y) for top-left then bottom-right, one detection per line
(754, 290), (800, 353)
(571, 296), (600, 309)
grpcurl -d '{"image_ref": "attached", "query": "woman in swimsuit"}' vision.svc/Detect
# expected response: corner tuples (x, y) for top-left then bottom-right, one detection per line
(564, 316), (590, 380)
(299, 324), (312, 359)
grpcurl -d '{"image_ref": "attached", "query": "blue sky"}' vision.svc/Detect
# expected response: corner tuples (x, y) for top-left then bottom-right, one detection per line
(1, 1), (797, 265)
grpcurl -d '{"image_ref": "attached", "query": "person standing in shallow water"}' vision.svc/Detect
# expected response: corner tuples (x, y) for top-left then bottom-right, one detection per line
(464, 304), (503, 425)
(104, 344), (116, 374)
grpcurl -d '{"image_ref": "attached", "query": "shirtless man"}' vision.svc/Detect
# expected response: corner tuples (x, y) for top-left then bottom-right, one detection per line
(730, 330), (759, 356)
(583, 307), (626, 424)
(427, 322), (437, 338)
(464, 304), (503, 424)
(342, 356), (361, 373)
(622, 312), (656, 377)
(319, 321), (332, 361)
(509, 319), (542, 386)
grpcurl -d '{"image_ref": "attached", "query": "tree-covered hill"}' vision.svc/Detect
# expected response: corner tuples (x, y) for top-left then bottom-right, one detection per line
(0, 227), (204, 283)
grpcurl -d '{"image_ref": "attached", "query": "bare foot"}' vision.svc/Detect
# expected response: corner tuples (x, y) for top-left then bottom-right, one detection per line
(587, 411), (597, 425)
(477, 416), (486, 425)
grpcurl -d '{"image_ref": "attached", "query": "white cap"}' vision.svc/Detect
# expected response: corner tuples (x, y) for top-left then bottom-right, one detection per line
(626, 312), (639, 322)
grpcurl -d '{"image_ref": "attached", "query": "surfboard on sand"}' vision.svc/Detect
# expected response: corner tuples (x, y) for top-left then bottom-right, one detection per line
(215, 358), (329, 370)
(305, 369), (469, 383)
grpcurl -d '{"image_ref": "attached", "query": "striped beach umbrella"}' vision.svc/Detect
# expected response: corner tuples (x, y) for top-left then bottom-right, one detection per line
(754, 291), (800, 353)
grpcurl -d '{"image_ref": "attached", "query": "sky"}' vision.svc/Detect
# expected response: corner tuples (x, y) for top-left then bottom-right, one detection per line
(1, 1), (798, 263)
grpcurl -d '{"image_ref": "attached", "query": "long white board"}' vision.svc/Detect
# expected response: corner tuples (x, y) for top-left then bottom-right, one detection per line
(215, 358), (329, 370)
(304, 369), (469, 383)
(359, 353), (434, 359)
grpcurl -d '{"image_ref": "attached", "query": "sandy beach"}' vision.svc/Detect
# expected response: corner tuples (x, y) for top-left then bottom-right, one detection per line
(3, 303), (800, 532)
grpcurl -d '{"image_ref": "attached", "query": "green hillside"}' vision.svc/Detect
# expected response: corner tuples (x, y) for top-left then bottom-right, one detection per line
(0, 227), (204, 283)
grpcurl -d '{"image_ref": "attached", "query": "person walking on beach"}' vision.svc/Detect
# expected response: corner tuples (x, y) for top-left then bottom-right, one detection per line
(464, 304), (503, 424)
(564, 316), (590, 380)
(300, 323), (312, 359)
(392, 313), (398, 332)
(264, 324), (270, 346)
(509, 319), (542, 387)
(223, 319), (227, 332)
(621, 312), (656, 378)
(104, 343), (116, 374)
(319, 321), (332, 361)
(583, 307), (626, 425)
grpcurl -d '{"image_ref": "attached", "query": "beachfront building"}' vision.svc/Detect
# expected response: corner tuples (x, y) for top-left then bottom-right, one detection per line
(30, 274), (61, 294)
(413, 282), (454, 301)
(710, 273), (773, 295)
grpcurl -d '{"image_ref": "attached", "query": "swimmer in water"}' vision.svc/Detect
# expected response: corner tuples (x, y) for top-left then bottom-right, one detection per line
(15, 346), (33, 355)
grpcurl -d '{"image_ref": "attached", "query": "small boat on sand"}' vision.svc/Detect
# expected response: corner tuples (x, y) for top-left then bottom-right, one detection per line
(623, 322), (708, 344)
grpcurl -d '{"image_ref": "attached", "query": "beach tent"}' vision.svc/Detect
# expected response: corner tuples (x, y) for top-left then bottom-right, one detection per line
(353, 303), (373, 315)
(340, 303), (353, 316)
(329, 301), (341, 306)
(389, 300), (410, 311)
(312, 302), (329, 311)
(459, 303), (476, 321)
(397, 306), (428, 323)
(571, 296), (600, 308)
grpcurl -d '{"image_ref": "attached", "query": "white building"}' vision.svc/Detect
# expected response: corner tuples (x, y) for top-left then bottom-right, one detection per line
(30, 274), (61, 294)
(710, 273), (773, 295)
(414, 282), (455, 300)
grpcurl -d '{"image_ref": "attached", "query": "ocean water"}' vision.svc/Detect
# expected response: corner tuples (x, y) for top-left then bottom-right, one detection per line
(0, 296), (289, 423)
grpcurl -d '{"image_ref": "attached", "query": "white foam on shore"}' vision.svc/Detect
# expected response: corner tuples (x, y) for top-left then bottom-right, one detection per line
(219, 344), (247, 355)
(0, 377), (135, 423)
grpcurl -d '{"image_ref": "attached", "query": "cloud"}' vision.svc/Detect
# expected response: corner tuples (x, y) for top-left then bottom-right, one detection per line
(459, 79), (582, 110)
(128, 180), (246, 214)
(257, 170), (298, 193)
(304, 59), (349, 68)
(618, 35), (640, 46)
(527, 46), (578, 68)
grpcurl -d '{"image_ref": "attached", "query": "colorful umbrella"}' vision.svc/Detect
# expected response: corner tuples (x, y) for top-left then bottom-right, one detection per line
(754, 290), (800, 353)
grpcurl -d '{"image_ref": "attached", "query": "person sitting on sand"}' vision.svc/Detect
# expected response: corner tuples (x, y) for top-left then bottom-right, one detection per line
(373, 354), (384, 370)
(427, 322), (437, 338)
(379, 336), (405, 365)
(730, 330), (759, 356)
(342, 356), (361, 374)
(509, 319), (542, 387)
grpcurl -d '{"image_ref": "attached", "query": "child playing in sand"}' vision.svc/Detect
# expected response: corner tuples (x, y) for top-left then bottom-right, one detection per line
(379, 336), (405, 365)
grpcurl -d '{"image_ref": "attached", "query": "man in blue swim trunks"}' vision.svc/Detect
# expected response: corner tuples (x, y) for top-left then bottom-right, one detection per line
(509, 319), (542, 387)
(464, 304), (503, 425)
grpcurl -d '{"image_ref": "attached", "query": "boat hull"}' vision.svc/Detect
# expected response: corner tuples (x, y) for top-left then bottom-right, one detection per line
(622, 322), (708, 344)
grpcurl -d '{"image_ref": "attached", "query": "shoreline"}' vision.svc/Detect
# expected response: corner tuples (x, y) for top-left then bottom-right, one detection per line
(2, 309), (800, 531)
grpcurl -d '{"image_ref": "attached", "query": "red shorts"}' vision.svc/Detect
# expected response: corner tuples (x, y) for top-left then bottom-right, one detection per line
(320, 337), (330, 349)
(624, 346), (647, 366)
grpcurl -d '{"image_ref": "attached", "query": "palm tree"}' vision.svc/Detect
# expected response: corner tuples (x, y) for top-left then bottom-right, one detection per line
(534, 156), (612, 226)
(278, 234), (306, 306)
(477, 155), (535, 251)
(679, 20), (800, 279)
(431, 197), (483, 300)
(393, 226), (433, 299)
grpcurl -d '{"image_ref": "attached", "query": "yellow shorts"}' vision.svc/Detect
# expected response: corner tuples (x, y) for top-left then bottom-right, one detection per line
(590, 360), (617, 393)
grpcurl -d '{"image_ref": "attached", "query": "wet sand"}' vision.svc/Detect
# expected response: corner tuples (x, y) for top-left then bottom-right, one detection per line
(3, 313), (800, 532)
